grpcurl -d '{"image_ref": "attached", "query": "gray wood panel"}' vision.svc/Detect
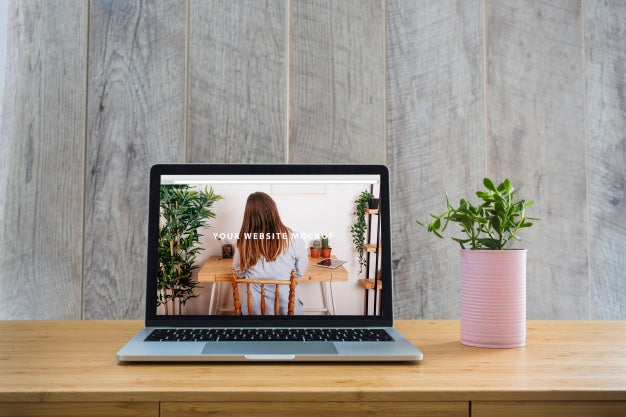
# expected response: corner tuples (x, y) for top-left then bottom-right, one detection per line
(0, 0), (87, 319)
(289, 0), (385, 163)
(486, 0), (589, 319)
(586, 0), (626, 319)
(84, 0), (186, 319)
(188, 0), (285, 163)
(387, 0), (485, 319)
(0, 1), (8, 107)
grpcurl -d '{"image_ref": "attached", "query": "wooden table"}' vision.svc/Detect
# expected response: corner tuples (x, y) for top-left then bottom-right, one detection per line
(1, 321), (625, 417)
(197, 256), (348, 314)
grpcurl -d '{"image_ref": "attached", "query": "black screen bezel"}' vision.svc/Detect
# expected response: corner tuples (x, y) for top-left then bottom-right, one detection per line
(145, 164), (393, 328)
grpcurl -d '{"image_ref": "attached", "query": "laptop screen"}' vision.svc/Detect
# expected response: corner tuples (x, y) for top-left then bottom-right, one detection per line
(146, 165), (391, 326)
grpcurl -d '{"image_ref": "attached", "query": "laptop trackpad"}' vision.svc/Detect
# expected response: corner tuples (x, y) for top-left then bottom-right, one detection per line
(202, 342), (337, 356)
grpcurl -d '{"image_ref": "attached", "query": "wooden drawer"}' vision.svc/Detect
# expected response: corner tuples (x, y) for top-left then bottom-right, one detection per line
(473, 401), (626, 417)
(0, 402), (158, 417)
(161, 401), (468, 417)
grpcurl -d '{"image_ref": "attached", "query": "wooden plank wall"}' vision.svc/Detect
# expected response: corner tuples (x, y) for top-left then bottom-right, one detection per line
(387, 0), (485, 318)
(585, 0), (626, 319)
(0, 0), (87, 319)
(486, 0), (589, 319)
(289, 0), (386, 163)
(83, 0), (187, 319)
(0, 0), (624, 320)
(188, 0), (286, 163)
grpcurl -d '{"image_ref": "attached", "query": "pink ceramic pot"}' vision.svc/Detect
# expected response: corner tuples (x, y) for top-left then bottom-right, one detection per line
(460, 249), (526, 348)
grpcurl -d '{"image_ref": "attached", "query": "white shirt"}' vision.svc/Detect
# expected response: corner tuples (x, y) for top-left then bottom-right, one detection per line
(232, 234), (308, 315)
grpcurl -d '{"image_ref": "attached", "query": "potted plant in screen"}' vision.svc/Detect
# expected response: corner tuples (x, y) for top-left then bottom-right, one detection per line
(368, 194), (380, 210)
(417, 178), (537, 348)
(321, 236), (332, 258)
(310, 240), (321, 258)
(158, 184), (222, 315)
(351, 190), (373, 273)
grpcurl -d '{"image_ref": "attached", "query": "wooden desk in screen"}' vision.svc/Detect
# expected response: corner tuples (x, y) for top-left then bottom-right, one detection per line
(197, 256), (348, 315)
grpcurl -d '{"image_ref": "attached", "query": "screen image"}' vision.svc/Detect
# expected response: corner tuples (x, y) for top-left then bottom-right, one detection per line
(156, 174), (382, 317)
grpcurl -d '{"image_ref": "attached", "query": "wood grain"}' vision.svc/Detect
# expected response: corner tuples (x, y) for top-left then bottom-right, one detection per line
(1, 320), (626, 403)
(387, 0), (485, 319)
(0, 1), (7, 105)
(84, 0), (186, 319)
(188, 0), (285, 163)
(473, 401), (626, 417)
(0, 402), (157, 417)
(161, 402), (468, 417)
(585, 0), (626, 319)
(486, 0), (589, 318)
(0, 0), (86, 319)
(288, 0), (385, 163)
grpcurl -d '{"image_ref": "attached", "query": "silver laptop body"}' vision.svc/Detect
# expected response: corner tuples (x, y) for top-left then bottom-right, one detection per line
(117, 164), (423, 362)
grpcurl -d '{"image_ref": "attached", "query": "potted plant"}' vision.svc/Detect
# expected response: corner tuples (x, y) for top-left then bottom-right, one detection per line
(368, 195), (380, 210)
(321, 236), (332, 258)
(351, 190), (373, 273)
(310, 240), (321, 258)
(158, 184), (222, 315)
(217, 236), (233, 259)
(417, 178), (537, 348)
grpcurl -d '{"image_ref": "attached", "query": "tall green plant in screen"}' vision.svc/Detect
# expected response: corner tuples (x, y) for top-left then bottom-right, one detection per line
(158, 185), (222, 315)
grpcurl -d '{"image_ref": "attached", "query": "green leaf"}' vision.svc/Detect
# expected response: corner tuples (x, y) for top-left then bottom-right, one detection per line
(494, 200), (505, 215)
(451, 237), (471, 244)
(477, 238), (501, 249)
(476, 191), (491, 200)
(503, 178), (511, 192)
(491, 216), (501, 233)
(483, 177), (497, 192)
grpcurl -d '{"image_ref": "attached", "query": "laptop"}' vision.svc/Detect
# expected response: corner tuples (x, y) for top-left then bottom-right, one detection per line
(117, 164), (423, 361)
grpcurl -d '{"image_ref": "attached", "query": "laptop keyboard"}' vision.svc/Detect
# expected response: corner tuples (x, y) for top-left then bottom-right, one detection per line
(145, 328), (394, 342)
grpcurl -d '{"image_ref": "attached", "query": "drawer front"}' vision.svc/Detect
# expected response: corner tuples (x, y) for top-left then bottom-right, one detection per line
(161, 401), (468, 417)
(473, 401), (626, 417)
(0, 402), (158, 417)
